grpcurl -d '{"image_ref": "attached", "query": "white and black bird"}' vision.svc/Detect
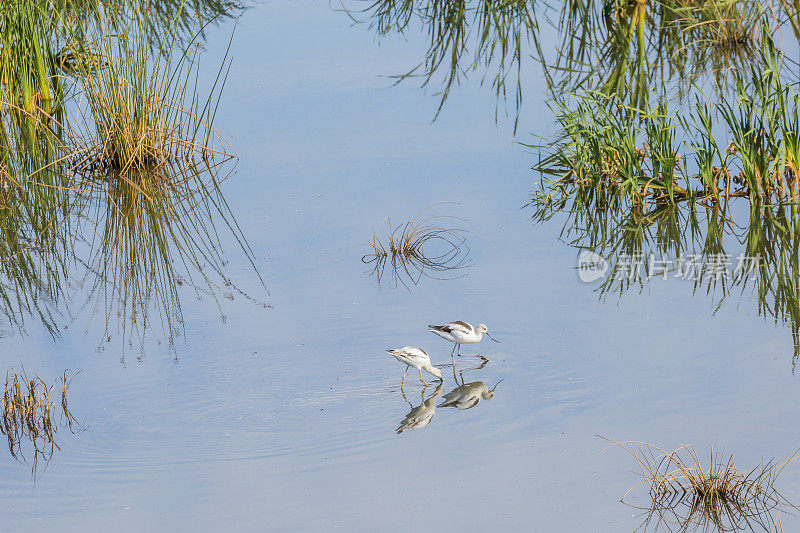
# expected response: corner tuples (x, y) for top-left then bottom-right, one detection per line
(387, 347), (443, 387)
(437, 380), (502, 410)
(396, 384), (443, 434)
(428, 321), (499, 358)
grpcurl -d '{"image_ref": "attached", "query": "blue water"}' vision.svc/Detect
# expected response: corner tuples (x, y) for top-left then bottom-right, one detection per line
(1, 2), (799, 531)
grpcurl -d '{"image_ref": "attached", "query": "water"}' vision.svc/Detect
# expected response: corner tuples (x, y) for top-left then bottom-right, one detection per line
(2, 2), (800, 531)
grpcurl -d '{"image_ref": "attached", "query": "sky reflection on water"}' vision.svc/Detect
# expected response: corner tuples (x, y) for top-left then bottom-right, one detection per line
(1, 1), (800, 531)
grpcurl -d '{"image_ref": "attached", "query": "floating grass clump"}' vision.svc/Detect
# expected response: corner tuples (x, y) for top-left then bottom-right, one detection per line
(531, 34), (800, 217)
(603, 438), (798, 531)
(362, 205), (469, 289)
(1, 368), (78, 467)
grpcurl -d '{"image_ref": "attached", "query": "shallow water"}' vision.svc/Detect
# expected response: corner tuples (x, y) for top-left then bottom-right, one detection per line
(2, 2), (800, 531)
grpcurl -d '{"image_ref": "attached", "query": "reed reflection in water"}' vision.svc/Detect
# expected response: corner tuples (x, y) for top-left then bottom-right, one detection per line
(0, 2), (266, 350)
(343, 0), (796, 124)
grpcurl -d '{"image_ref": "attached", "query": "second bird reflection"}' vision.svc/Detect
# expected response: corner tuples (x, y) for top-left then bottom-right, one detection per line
(438, 380), (502, 411)
(395, 364), (502, 434)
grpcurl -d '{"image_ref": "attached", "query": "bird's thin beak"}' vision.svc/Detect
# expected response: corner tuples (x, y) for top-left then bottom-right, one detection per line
(491, 379), (504, 392)
(485, 332), (500, 343)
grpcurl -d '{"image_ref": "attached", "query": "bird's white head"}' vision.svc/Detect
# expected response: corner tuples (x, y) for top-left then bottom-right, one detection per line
(428, 365), (443, 380)
(478, 324), (500, 343)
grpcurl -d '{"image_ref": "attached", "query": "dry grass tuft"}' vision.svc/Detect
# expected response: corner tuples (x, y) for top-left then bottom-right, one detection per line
(602, 437), (798, 531)
(63, 3), (235, 180)
(1, 368), (79, 467)
(362, 205), (470, 289)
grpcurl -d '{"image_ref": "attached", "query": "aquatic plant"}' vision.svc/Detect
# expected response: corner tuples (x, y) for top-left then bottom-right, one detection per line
(1, 368), (79, 469)
(0, 101), (77, 337)
(530, 32), (800, 216)
(0, 0), (266, 348)
(602, 438), (798, 531)
(362, 205), (470, 289)
(550, 0), (778, 107)
(63, 3), (234, 176)
(0, 0), (65, 115)
(45, 3), (269, 345)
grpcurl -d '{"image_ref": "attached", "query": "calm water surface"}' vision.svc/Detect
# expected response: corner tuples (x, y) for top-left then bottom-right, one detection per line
(2, 2), (800, 531)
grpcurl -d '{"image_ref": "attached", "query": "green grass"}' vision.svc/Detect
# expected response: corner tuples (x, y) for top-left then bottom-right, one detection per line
(530, 31), (800, 216)
(0, 1), (265, 346)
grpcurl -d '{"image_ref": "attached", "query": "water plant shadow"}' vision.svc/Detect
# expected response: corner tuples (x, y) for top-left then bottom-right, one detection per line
(343, 0), (799, 127)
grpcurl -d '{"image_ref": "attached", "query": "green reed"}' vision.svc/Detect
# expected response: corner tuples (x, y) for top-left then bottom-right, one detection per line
(549, 0), (781, 107)
(0, 1), (264, 346)
(0, 0), (65, 115)
(531, 30), (800, 217)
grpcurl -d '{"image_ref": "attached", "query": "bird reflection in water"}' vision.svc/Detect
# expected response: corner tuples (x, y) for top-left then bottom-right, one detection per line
(396, 383), (444, 434)
(438, 379), (503, 410)
(395, 358), (503, 434)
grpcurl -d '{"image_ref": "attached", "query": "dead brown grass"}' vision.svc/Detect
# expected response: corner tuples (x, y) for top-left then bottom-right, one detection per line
(602, 437), (799, 531)
(1, 368), (79, 467)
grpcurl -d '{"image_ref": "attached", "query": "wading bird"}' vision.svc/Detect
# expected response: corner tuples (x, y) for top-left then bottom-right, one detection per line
(387, 347), (443, 387)
(428, 321), (499, 360)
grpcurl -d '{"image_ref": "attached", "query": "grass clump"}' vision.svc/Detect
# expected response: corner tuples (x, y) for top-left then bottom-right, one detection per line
(603, 437), (798, 531)
(65, 3), (234, 176)
(1, 368), (78, 468)
(363, 205), (470, 289)
(54, 3), (264, 345)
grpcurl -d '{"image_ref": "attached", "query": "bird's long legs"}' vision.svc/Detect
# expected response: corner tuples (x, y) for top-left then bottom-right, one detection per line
(457, 342), (487, 361)
(418, 368), (429, 386)
(401, 366), (408, 388)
